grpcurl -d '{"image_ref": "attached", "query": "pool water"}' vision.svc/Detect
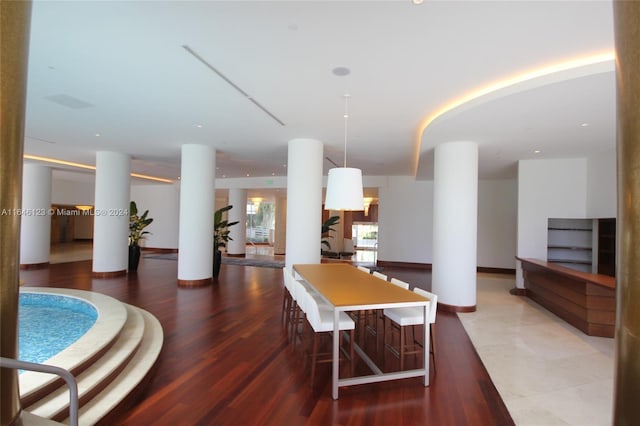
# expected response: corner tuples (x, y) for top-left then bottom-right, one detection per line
(19, 293), (98, 369)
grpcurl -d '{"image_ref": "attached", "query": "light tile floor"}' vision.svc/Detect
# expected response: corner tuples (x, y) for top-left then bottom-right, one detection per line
(458, 274), (615, 426)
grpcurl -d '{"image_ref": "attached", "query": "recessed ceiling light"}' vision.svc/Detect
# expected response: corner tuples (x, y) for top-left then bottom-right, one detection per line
(412, 0), (424, 4)
(332, 67), (350, 77)
(195, 124), (203, 128)
(95, 133), (101, 137)
(534, 150), (541, 154)
(581, 123), (589, 127)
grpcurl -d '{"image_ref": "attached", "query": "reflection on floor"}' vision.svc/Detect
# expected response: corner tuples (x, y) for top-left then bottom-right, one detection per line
(459, 274), (614, 426)
(50, 241), (93, 264)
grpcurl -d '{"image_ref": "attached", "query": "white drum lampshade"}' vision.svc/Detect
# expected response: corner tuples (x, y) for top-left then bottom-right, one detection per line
(325, 167), (364, 211)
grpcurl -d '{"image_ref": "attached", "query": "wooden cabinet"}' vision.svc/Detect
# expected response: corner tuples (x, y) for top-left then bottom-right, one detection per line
(519, 258), (615, 337)
(597, 218), (616, 277)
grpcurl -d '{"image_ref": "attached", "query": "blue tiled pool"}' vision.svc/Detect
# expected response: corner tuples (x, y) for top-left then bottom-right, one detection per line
(19, 292), (98, 369)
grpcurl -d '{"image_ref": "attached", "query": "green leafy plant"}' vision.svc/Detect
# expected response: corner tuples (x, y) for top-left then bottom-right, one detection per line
(129, 201), (153, 246)
(214, 205), (240, 250)
(321, 215), (340, 250)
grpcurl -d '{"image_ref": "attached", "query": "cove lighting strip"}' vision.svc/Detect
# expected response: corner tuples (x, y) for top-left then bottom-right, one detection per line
(413, 50), (616, 175)
(23, 154), (174, 183)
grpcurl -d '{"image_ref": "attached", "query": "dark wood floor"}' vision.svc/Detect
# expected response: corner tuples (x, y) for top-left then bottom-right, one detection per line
(20, 258), (514, 426)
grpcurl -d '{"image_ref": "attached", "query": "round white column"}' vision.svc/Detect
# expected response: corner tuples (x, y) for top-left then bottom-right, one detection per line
(432, 141), (478, 310)
(227, 188), (247, 256)
(274, 194), (287, 255)
(20, 164), (51, 267)
(285, 138), (323, 271)
(177, 144), (215, 286)
(92, 151), (130, 276)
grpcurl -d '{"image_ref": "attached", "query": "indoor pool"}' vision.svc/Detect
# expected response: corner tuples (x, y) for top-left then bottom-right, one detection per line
(19, 292), (98, 369)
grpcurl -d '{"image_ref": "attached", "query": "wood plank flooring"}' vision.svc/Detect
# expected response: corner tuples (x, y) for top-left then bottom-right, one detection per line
(19, 258), (514, 425)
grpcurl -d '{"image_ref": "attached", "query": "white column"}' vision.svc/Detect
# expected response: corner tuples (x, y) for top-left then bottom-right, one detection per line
(92, 151), (130, 275)
(432, 141), (478, 309)
(177, 144), (215, 286)
(285, 138), (323, 270)
(227, 188), (247, 256)
(20, 164), (51, 266)
(274, 194), (287, 255)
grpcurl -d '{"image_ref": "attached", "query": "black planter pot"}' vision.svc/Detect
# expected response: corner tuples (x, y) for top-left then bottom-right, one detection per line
(128, 244), (141, 272)
(213, 250), (222, 278)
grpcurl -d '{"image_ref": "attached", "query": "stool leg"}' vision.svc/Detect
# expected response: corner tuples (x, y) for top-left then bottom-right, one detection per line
(400, 325), (406, 370)
(310, 333), (319, 387)
(349, 329), (355, 376)
(430, 323), (436, 373)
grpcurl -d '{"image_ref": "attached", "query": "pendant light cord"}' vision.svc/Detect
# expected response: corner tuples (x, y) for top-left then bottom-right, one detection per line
(343, 94), (350, 167)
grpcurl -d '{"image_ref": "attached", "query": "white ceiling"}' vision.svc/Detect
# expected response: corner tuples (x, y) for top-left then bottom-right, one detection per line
(23, 1), (616, 187)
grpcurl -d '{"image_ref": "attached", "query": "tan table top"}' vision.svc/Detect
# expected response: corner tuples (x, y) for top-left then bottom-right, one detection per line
(293, 263), (429, 308)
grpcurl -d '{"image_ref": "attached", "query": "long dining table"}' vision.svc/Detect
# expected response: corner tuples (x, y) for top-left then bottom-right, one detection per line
(293, 263), (431, 399)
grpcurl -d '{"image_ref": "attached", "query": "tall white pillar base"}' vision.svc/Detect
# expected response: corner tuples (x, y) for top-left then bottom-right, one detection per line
(177, 144), (215, 286)
(285, 138), (323, 271)
(432, 141), (478, 311)
(20, 164), (51, 268)
(92, 151), (130, 277)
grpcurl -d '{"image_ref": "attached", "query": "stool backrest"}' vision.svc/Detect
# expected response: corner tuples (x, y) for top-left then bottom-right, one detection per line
(414, 288), (438, 324)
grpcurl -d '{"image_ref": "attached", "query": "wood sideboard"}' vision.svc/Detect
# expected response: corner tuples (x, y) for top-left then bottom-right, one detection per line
(517, 257), (616, 338)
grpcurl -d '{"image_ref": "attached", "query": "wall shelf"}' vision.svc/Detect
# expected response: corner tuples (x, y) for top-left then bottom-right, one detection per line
(546, 218), (616, 277)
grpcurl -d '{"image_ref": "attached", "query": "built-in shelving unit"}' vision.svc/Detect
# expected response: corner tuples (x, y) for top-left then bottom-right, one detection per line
(546, 217), (616, 277)
(547, 218), (594, 273)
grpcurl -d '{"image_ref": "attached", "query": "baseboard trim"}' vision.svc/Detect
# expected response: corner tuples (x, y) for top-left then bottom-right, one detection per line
(438, 302), (477, 313)
(376, 261), (432, 270)
(477, 266), (516, 275)
(92, 270), (127, 278)
(509, 287), (528, 296)
(177, 277), (212, 287)
(141, 247), (178, 253)
(20, 262), (49, 270)
(376, 261), (515, 275)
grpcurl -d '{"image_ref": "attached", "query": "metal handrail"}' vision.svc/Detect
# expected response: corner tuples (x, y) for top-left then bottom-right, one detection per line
(0, 357), (79, 426)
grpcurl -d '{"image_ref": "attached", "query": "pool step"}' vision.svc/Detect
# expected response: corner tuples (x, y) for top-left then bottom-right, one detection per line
(73, 308), (163, 425)
(20, 301), (163, 425)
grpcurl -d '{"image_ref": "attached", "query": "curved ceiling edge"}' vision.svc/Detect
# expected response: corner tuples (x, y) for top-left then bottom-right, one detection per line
(412, 51), (615, 178)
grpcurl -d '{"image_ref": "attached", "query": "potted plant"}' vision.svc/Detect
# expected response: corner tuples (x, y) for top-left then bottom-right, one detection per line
(129, 201), (153, 272)
(213, 205), (239, 278)
(321, 215), (340, 258)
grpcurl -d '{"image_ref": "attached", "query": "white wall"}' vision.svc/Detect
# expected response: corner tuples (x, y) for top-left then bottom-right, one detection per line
(378, 176), (518, 269)
(587, 148), (616, 218)
(477, 180), (518, 269)
(131, 183), (180, 249)
(51, 178), (94, 205)
(378, 176), (433, 264)
(516, 157), (588, 287)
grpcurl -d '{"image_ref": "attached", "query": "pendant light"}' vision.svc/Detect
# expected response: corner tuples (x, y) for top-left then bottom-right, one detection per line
(324, 94), (364, 211)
